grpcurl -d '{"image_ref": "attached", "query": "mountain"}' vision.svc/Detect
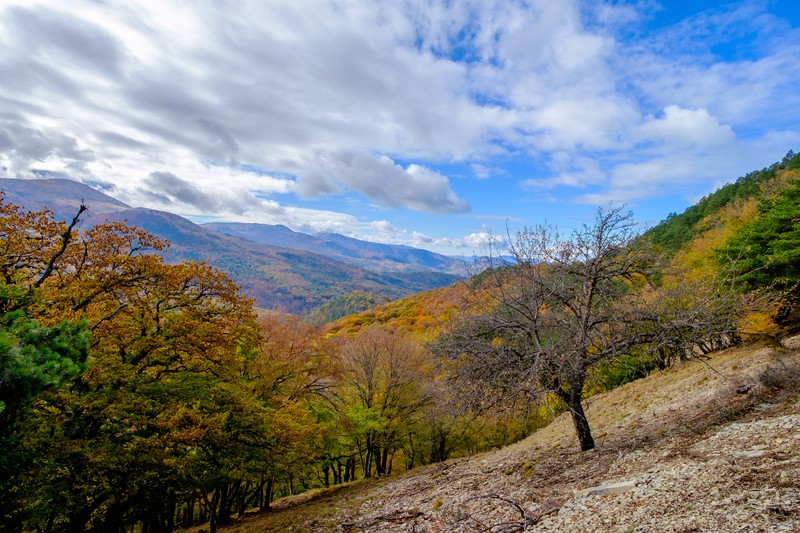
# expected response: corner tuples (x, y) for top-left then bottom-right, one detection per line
(204, 221), (468, 274)
(0, 178), (130, 220)
(0, 178), (460, 314)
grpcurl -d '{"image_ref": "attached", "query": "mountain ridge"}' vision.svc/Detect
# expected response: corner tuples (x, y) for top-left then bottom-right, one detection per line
(204, 221), (467, 274)
(0, 178), (461, 314)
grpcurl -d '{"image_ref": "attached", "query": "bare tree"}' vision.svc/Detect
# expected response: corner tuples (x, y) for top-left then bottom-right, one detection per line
(434, 206), (776, 451)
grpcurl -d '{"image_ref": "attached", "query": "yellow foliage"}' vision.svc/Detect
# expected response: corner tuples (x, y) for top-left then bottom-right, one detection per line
(325, 282), (477, 340)
(736, 303), (784, 342)
(670, 196), (759, 282)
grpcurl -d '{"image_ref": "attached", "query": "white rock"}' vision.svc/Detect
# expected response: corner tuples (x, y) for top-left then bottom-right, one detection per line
(582, 480), (637, 496)
(732, 450), (766, 458)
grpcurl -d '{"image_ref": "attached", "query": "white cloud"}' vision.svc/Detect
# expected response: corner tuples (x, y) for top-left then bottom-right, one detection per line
(370, 220), (398, 234)
(0, 0), (799, 254)
(639, 106), (735, 147)
(297, 152), (469, 213)
(522, 155), (606, 190)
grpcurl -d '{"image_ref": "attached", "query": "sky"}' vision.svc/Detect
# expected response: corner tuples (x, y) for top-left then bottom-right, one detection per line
(1, 0), (799, 256)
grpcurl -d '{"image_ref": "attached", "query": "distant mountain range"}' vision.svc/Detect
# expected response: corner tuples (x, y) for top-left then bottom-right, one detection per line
(204, 222), (466, 274)
(0, 178), (466, 314)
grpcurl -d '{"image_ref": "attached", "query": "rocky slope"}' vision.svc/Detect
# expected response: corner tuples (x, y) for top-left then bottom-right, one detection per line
(235, 337), (800, 532)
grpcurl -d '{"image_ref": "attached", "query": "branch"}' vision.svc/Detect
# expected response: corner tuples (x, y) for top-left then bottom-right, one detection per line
(463, 493), (538, 532)
(33, 202), (88, 288)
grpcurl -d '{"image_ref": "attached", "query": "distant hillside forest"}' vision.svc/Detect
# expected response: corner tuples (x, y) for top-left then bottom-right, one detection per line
(1, 152), (799, 532)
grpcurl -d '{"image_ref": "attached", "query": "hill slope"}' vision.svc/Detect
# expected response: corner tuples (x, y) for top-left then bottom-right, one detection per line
(0, 177), (130, 219)
(644, 150), (800, 256)
(226, 337), (800, 532)
(84, 207), (459, 313)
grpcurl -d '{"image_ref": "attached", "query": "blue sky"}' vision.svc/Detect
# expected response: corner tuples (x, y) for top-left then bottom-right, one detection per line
(1, 0), (799, 255)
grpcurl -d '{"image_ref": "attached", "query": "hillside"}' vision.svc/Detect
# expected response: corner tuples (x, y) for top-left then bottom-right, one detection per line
(323, 282), (470, 339)
(221, 151), (800, 530)
(0, 177), (131, 219)
(0, 178), (460, 314)
(217, 337), (800, 532)
(327, 152), (800, 339)
(645, 150), (800, 256)
(78, 206), (459, 314)
(4, 157), (800, 533)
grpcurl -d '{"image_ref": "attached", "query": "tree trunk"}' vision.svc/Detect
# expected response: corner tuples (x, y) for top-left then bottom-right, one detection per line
(334, 460), (342, 485)
(554, 377), (596, 452)
(567, 394), (594, 451)
(374, 445), (385, 476)
(363, 448), (373, 478)
(263, 475), (274, 511)
(380, 446), (390, 475)
(205, 487), (221, 533)
(344, 457), (355, 482)
(166, 492), (176, 533)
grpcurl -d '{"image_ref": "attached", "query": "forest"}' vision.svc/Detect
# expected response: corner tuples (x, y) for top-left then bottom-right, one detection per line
(1, 152), (799, 532)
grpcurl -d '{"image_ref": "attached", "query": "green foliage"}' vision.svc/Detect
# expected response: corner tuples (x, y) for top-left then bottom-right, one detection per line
(721, 174), (800, 298)
(304, 291), (385, 326)
(588, 352), (657, 392)
(325, 283), (467, 340)
(4, 151), (798, 531)
(0, 282), (89, 425)
(0, 283), (89, 531)
(645, 150), (800, 256)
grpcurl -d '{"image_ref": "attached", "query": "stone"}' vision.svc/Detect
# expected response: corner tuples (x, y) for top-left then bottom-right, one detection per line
(582, 480), (637, 496)
(732, 450), (766, 459)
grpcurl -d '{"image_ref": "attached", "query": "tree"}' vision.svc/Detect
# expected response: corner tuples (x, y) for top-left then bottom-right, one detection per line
(0, 195), (281, 532)
(0, 284), (88, 434)
(336, 327), (434, 476)
(434, 208), (752, 451)
(722, 176), (800, 303)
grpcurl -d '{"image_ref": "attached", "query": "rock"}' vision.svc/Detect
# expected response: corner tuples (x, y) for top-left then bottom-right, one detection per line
(581, 480), (637, 496)
(732, 450), (766, 459)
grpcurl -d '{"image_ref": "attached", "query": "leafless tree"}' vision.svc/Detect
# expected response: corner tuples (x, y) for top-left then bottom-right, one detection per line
(432, 206), (769, 451)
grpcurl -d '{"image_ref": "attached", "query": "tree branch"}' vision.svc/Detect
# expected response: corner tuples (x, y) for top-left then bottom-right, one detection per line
(33, 202), (88, 289)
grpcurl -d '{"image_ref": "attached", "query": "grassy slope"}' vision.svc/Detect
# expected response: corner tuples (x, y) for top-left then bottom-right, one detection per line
(213, 337), (800, 532)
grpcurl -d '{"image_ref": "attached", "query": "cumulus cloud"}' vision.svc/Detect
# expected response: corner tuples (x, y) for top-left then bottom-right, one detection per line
(522, 155), (606, 190)
(370, 220), (398, 234)
(451, 232), (495, 250)
(298, 152), (469, 213)
(198, 118), (240, 166)
(141, 171), (268, 216)
(640, 106), (735, 147)
(144, 172), (220, 212)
